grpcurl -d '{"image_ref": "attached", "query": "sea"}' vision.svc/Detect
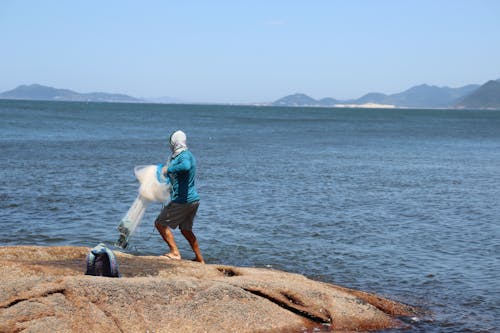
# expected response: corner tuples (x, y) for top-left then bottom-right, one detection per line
(1, 100), (499, 332)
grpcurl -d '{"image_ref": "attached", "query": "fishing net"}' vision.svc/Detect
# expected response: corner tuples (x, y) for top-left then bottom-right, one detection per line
(116, 164), (170, 248)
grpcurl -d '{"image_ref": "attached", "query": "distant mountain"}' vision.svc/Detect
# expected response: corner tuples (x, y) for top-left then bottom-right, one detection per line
(272, 83), (481, 108)
(273, 93), (319, 106)
(318, 97), (340, 107)
(0, 84), (142, 103)
(455, 80), (500, 109)
(352, 92), (388, 105)
(383, 84), (480, 108)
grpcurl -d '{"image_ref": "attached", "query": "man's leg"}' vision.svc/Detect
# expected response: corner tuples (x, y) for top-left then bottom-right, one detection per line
(155, 221), (181, 259)
(181, 229), (205, 264)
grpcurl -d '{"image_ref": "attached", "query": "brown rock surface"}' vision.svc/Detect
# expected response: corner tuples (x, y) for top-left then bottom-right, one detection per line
(0, 246), (418, 332)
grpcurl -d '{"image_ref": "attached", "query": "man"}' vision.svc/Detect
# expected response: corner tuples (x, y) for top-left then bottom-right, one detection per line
(154, 130), (204, 263)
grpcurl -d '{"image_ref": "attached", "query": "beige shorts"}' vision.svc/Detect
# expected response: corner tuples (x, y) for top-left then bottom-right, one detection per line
(155, 201), (199, 231)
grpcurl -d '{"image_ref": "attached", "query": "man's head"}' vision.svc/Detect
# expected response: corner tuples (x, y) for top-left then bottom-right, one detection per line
(169, 130), (187, 156)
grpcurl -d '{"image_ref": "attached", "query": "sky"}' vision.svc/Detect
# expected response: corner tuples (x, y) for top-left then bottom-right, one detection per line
(1, 0), (500, 103)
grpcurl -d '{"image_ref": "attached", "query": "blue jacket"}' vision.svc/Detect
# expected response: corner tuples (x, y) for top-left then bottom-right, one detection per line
(167, 150), (200, 203)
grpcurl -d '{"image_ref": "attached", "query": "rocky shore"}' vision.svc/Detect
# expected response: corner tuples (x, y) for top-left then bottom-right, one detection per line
(0, 246), (418, 332)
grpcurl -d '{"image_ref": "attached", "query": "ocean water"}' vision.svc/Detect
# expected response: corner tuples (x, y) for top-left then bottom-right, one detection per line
(1, 100), (499, 332)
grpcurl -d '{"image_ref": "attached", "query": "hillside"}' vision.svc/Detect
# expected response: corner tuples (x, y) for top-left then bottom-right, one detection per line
(456, 80), (500, 109)
(273, 93), (320, 106)
(0, 84), (142, 103)
(272, 83), (481, 108)
(383, 84), (479, 108)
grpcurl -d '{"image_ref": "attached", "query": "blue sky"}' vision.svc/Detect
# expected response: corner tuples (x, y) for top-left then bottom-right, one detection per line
(1, 1), (499, 103)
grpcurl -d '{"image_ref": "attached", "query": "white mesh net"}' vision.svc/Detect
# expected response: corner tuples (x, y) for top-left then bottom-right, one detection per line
(116, 164), (170, 248)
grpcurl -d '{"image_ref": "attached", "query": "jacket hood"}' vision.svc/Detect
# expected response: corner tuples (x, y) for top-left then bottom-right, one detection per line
(169, 130), (188, 157)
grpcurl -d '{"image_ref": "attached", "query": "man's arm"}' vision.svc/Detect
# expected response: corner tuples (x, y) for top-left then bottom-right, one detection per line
(167, 154), (192, 174)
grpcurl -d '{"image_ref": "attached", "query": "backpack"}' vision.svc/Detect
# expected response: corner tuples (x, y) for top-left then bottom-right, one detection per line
(85, 243), (120, 277)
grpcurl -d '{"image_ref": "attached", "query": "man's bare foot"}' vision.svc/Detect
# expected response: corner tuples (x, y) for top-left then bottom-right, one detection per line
(191, 258), (205, 264)
(162, 253), (181, 260)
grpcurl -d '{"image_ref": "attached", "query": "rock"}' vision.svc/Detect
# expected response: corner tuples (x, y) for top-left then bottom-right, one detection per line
(0, 246), (418, 332)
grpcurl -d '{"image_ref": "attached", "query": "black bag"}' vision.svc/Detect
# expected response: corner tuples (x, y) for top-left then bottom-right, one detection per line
(85, 243), (120, 277)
